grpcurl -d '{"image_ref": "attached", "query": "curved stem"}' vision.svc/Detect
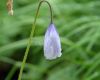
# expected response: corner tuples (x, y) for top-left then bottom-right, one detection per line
(39, 0), (53, 23)
(43, 0), (53, 23)
(18, 0), (53, 80)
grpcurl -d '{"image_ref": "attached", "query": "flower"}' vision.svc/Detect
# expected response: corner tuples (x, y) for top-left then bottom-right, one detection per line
(44, 23), (62, 60)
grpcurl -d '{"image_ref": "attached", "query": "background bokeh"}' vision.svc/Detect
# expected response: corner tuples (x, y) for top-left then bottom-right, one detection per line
(0, 0), (100, 80)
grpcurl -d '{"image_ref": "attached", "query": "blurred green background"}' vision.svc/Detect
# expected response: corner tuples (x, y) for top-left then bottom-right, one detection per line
(0, 0), (100, 80)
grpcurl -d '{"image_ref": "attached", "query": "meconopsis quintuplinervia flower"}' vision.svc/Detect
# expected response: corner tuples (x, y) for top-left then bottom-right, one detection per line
(44, 23), (62, 60)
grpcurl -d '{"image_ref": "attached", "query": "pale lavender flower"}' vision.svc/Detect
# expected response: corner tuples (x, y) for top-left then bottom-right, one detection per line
(44, 23), (62, 60)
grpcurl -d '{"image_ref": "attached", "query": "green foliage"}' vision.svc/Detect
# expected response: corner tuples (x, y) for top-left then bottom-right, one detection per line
(0, 0), (100, 80)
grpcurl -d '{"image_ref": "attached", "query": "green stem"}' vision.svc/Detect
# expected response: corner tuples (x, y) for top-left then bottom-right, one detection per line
(18, 0), (53, 80)
(44, 0), (53, 23)
(17, 2), (41, 80)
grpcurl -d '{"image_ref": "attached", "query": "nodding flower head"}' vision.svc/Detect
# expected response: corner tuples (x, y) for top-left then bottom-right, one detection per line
(44, 23), (62, 60)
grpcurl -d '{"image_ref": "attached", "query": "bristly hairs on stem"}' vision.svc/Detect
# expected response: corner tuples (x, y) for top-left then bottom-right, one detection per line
(18, 0), (53, 80)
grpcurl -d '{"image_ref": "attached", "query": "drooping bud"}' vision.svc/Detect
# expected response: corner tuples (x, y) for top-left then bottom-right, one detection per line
(44, 23), (62, 60)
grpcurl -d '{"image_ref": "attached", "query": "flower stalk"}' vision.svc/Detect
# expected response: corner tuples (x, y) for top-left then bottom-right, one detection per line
(18, 0), (53, 80)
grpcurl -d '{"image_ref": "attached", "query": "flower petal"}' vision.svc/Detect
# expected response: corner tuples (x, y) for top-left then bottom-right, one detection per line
(44, 23), (62, 60)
